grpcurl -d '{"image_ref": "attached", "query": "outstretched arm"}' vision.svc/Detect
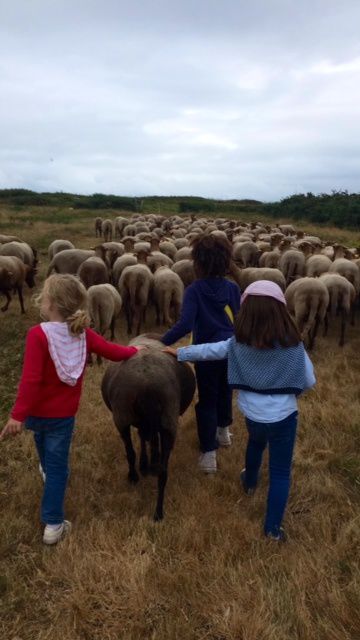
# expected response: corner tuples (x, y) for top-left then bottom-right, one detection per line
(176, 339), (231, 362)
(86, 329), (139, 361)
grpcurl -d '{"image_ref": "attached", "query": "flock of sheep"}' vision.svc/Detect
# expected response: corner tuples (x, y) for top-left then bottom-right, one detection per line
(0, 214), (359, 349)
(1, 213), (359, 519)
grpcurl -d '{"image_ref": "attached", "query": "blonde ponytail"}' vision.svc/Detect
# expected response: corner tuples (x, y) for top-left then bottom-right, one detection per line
(38, 274), (89, 334)
(67, 309), (90, 336)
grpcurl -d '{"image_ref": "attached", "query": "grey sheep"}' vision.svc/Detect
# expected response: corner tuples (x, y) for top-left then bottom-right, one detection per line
(101, 335), (196, 520)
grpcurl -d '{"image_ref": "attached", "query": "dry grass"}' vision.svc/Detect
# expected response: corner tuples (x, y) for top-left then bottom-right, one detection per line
(1, 207), (360, 640)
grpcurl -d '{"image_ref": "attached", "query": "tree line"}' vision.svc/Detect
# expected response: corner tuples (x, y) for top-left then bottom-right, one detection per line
(0, 188), (359, 230)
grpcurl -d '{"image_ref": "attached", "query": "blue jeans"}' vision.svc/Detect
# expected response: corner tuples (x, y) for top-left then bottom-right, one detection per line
(26, 417), (75, 525)
(195, 361), (233, 453)
(244, 411), (298, 536)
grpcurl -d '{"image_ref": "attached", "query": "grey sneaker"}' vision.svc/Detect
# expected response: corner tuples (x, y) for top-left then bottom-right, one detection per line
(43, 520), (71, 545)
(265, 527), (287, 542)
(198, 451), (217, 474)
(39, 463), (46, 483)
(217, 427), (232, 447)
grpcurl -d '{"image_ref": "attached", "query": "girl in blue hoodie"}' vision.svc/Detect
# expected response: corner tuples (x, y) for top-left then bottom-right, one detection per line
(161, 234), (240, 473)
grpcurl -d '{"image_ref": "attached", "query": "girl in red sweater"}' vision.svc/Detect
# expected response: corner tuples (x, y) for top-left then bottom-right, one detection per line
(1, 274), (141, 545)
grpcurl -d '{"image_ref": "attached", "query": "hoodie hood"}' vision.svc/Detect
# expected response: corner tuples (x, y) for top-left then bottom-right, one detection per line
(196, 278), (232, 306)
(41, 322), (87, 386)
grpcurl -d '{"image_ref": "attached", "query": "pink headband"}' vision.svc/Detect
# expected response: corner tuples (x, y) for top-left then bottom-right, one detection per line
(241, 280), (286, 305)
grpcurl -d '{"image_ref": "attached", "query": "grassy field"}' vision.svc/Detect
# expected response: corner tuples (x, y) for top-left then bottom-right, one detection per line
(0, 206), (360, 640)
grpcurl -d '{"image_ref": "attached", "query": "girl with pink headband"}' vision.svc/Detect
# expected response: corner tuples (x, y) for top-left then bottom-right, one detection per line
(165, 280), (316, 542)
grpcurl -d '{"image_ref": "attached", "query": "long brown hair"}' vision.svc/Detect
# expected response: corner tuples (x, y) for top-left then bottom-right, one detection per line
(191, 234), (232, 278)
(234, 295), (301, 348)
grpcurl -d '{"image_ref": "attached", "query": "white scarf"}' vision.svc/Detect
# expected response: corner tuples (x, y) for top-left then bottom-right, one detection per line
(41, 322), (87, 386)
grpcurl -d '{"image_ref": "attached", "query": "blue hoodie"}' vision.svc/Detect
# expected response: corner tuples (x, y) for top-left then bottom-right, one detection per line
(161, 278), (241, 346)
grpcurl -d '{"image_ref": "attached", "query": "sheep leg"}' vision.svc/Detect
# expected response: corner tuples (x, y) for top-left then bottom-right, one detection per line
(121, 426), (139, 484)
(339, 309), (347, 347)
(149, 433), (160, 476)
(155, 301), (160, 325)
(1, 291), (11, 312)
(139, 437), (149, 476)
(154, 429), (174, 522)
(110, 316), (116, 340)
(16, 285), (26, 314)
(350, 302), (356, 327)
(125, 304), (132, 334)
(308, 315), (320, 350)
(323, 313), (329, 337)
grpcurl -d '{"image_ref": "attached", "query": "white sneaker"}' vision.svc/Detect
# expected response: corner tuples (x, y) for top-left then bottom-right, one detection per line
(43, 520), (71, 545)
(198, 451), (217, 473)
(39, 463), (46, 483)
(217, 427), (232, 447)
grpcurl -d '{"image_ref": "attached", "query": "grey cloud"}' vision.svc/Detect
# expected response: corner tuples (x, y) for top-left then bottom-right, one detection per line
(0, 1), (359, 200)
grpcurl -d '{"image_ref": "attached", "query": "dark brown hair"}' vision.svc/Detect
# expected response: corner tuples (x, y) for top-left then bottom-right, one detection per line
(234, 295), (301, 348)
(191, 234), (232, 278)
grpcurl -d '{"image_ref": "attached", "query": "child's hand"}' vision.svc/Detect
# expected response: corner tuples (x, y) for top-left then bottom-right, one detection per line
(0, 419), (24, 440)
(163, 347), (178, 357)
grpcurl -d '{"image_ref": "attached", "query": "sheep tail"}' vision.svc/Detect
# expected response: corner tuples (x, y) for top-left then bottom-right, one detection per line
(134, 389), (162, 440)
(302, 295), (318, 338)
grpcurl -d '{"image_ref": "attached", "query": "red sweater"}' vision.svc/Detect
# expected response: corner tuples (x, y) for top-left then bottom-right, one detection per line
(11, 325), (138, 422)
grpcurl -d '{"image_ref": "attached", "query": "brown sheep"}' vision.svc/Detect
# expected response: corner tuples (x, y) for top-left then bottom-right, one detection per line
(329, 258), (360, 295)
(171, 259), (195, 288)
(285, 277), (329, 349)
(147, 252), (174, 272)
(153, 266), (184, 326)
(0, 234), (22, 243)
(101, 219), (113, 242)
(88, 284), (122, 364)
(118, 264), (154, 334)
(279, 249), (306, 286)
(0, 256), (33, 313)
(112, 254), (138, 286)
(48, 239), (75, 261)
(47, 249), (96, 276)
(232, 266), (286, 292)
(114, 216), (128, 238)
(78, 257), (109, 289)
(305, 255), (332, 278)
(259, 250), (280, 269)
(232, 241), (260, 268)
(159, 240), (177, 261)
(0, 241), (37, 286)
(95, 217), (103, 238)
(101, 335), (196, 520)
(320, 273), (356, 346)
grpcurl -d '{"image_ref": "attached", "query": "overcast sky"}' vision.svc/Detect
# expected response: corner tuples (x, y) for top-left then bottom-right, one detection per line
(0, 1), (359, 201)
